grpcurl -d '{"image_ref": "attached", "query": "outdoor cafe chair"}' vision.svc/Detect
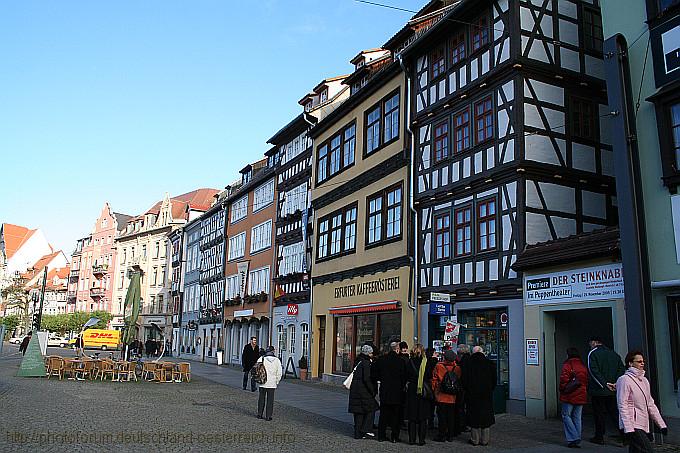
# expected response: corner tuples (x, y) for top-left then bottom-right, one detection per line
(46, 357), (64, 380)
(118, 361), (137, 382)
(77, 360), (95, 380)
(172, 363), (191, 383)
(142, 362), (157, 381)
(98, 360), (115, 381)
(62, 359), (79, 380)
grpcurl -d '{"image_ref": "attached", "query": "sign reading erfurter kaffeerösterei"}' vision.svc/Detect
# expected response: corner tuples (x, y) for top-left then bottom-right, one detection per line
(525, 263), (624, 306)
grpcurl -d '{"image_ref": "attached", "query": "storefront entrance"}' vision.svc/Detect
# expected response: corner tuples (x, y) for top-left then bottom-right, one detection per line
(543, 307), (613, 418)
(333, 311), (401, 374)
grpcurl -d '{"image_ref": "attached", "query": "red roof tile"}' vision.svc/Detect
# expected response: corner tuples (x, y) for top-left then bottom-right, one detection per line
(2, 223), (37, 259)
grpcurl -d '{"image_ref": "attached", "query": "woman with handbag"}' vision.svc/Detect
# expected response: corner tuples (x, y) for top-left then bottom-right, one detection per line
(348, 345), (379, 440)
(559, 347), (589, 448)
(615, 351), (668, 453)
(405, 344), (433, 445)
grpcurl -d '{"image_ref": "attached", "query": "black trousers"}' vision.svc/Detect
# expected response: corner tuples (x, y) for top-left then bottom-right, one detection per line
(353, 413), (370, 439)
(455, 391), (467, 432)
(408, 421), (428, 444)
(437, 403), (457, 439)
(591, 395), (619, 439)
(257, 388), (275, 419)
(379, 404), (401, 441)
(243, 370), (255, 391)
(628, 430), (655, 453)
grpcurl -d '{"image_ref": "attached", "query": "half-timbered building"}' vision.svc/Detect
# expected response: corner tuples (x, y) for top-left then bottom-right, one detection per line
(309, 50), (413, 382)
(394, 0), (616, 414)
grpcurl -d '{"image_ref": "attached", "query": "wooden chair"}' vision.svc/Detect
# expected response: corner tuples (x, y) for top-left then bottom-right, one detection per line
(98, 360), (115, 381)
(62, 359), (78, 380)
(172, 362), (191, 383)
(77, 360), (95, 380)
(118, 361), (137, 382)
(47, 357), (64, 380)
(142, 362), (157, 381)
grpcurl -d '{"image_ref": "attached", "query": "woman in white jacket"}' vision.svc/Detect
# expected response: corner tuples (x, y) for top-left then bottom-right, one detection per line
(256, 346), (283, 421)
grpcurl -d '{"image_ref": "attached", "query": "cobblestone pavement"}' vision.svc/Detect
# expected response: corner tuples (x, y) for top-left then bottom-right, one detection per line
(1, 344), (678, 453)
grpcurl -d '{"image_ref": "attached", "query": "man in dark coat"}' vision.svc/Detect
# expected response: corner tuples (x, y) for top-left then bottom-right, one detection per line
(19, 331), (32, 356)
(463, 346), (496, 446)
(241, 336), (260, 391)
(586, 336), (625, 444)
(348, 345), (378, 439)
(375, 341), (407, 442)
(456, 344), (472, 433)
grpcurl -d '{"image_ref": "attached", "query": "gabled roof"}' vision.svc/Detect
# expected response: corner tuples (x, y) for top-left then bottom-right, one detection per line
(142, 188), (220, 219)
(1, 223), (37, 259)
(113, 213), (133, 231)
(30, 251), (63, 274)
(267, 113), (317, 147)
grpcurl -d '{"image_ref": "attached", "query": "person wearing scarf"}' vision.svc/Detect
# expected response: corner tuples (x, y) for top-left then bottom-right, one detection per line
(405, 343), (433, 445)
(615, 351), (668, 453)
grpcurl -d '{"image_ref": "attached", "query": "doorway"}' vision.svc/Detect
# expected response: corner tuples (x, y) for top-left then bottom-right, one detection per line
(317, 316), (326, 377)
(543, 307), (614, 418)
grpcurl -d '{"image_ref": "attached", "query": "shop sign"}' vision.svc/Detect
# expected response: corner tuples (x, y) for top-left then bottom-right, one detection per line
(444, 320), (460, 342)
(651, 14), (680, 87)
(287, 304), (299, 316)
(334, 276), (400, 299)
(429, 303), (451, 316)
(525, 263), (624, 306)
(234, 309), (254, 318)
(145, 317), (165, 325)
(500, 312), (508, 326)
(526, 339), (539, 366)
(430, 292), (450, 303)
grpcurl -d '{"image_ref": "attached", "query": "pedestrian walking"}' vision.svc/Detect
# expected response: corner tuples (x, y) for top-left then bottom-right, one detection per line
(615, 351), (668, 453)
(376, 341), (406, 442)
(398, 341), (410, 429)
(145, 338), (154, 358)
(559, 347), (589, 448)
(587, 336), (625, 445)
(75, 334), (84, 358)
(18, 331), (32, 356)
(241, 337), (260, 392)
(405, 344), (433, 446)
(365, 342), (380, 437)
(425, 347), (438, 430)
(431, 348), (461, 442)
(348, 344), (378, 440)
(255, 346), (282, 421)
(456, 344), (471, 434)
(463, 346), (496, 446)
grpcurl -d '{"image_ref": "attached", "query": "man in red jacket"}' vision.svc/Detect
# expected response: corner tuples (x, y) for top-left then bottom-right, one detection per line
(559, 347), (589, 448)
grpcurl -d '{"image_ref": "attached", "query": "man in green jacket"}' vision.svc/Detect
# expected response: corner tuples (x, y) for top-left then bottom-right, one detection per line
(587, 336), (625, 445)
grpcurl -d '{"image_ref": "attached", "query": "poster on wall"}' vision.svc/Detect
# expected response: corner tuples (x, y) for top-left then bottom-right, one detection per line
(432, 340), (444, 354)
(525, 263), (624, 306)
(444, 320), (461, 343)
(526, 339), (539, 366)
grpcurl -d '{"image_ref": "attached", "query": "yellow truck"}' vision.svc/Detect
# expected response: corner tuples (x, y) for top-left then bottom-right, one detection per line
(70, 329), (121, 351)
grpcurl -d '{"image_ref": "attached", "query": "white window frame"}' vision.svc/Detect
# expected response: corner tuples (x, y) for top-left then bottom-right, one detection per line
(248, 266), (270, 295)
(301, 323), (309, 359)
(253, 179), (275, 213)
(226, 274), (239, 299)
(231, 195), (248, 223)
(250, 220), (272, 253)
(279, 241), (305, 276)
(228, 232), (246, 261)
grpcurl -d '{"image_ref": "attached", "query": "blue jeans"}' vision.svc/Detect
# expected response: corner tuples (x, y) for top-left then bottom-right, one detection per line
(561, 403), (583, 443)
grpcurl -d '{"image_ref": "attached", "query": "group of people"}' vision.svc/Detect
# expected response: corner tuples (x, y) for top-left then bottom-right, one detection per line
(558, 336), (668, 452)
(241, 336), (283, 421)
(348, 340), (497, 446)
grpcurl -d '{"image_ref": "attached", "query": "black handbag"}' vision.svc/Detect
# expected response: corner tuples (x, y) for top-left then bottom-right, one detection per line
(562, 365), (581, 395)
(410, 360), (434, 400)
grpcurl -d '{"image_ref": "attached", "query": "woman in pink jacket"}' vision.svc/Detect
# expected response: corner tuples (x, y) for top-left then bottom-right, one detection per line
(615, 350), (668, 453)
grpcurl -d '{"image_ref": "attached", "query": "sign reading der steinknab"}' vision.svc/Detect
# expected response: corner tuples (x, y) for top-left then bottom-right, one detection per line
(525, 263), (624, 306)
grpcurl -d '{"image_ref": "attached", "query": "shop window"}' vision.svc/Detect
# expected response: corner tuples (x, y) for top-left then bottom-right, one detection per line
(277, 324), (285, 360)
(288, 325), (296, 355)
(458, 309), (509, 385)
(334, 316), (354, 374)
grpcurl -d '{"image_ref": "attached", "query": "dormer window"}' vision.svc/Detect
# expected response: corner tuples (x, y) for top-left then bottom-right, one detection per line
(243, 171), (252, 184)
(305, 101), (313, 112)
(320, 89), (328, 103)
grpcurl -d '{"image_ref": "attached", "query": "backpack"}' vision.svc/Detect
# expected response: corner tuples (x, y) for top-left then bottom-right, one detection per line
(440, 366), (461, 395)
(251, 360), (267, 384)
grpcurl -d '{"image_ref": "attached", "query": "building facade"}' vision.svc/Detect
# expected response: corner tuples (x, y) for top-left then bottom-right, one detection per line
(196, 192), (227, 363)
(309, 52), (413, 382)
(70, 203), (131, 325)
(223, 159), (277, 365)
(168, 227), (184, 357)
(112, 189), (218, 343)
(601, 0), (680, 417)
(397, 0), (617, 414)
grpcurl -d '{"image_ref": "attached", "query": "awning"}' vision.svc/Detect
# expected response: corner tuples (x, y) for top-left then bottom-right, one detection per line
(328, 301), (400, 315)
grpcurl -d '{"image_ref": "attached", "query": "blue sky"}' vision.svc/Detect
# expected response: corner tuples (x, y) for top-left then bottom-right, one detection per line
(0, 0), (420, 255)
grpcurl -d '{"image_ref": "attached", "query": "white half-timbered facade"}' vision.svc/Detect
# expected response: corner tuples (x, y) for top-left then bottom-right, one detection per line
(393, 0), (615, 414)
(199, 203), (226, 327)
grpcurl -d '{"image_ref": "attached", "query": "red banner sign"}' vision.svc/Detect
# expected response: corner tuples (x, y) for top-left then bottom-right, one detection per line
(287, 304), (298, 316)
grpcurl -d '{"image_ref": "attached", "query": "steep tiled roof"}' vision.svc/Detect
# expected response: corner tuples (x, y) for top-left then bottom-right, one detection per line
(2, 223), (36, 259)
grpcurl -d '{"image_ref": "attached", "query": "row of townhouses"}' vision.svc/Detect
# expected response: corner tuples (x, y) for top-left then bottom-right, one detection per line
(21, 0), (679, 420)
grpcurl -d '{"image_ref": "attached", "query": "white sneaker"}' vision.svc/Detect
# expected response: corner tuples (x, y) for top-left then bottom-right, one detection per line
(365, 432), (375, 438)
